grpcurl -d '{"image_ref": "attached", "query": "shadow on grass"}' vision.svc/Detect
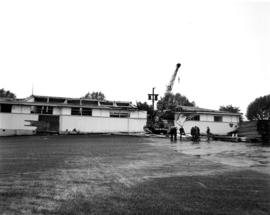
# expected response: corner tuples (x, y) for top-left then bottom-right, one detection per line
(54, 170), (270, 215)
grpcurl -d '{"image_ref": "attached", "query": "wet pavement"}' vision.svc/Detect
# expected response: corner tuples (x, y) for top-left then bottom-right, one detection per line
(168, 140), (270, 174)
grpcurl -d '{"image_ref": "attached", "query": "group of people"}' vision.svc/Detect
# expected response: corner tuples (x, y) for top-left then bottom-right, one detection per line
(168, 126), (186, 141)
(169, 125), (211, 142)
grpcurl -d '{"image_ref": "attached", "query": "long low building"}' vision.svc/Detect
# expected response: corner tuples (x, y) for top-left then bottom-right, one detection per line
(0, 95), (147, 136)
(174, 106), (241, 135)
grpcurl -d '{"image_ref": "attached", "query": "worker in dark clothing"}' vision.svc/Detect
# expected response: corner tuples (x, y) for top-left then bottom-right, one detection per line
(195, 126), (200, 141)
(169, 126), (173, 141)
(191, 126), (200, 141)
(191, 126), (195, 141)
(179, 126), (185, 140)
(206, 126), (211, 141)
(170, 126), (177, 141)
(174, 126), (177, 140)
(172, 126), (177, 141)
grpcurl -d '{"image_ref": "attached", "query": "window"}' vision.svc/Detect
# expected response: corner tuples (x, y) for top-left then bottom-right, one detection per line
(119, 112), (130, 118)
(214, 116), (223, 122)
(110, 111), (130, 118)
(31, 106), (53, 114)
(100, 101), (113, 106)
(33, 106), (43, 113)
(82, 108), (92, 116)
(82, 100), (99, 106)
(67, 100), (80, 105)
(190, 115), (200, 121)
(116, 102), (130, 107)
(49, 98), (66, 103)
(110, 112), (119, 117)
(71, 107), (81, 115)
(43, 106), (53, 114)
(0, 104), (12, 113)
(35, 97), (48, 103)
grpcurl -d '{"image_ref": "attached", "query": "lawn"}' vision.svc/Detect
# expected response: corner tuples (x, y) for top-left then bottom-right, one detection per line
(0, 135), (269, 214)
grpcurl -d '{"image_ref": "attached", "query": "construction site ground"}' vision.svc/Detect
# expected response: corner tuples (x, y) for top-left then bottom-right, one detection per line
(0, 135), (269, 215)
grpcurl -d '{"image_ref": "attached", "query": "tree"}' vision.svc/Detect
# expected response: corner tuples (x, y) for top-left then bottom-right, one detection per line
(136, 101), (153, 112)
(83, 91), (105, 100)
(246, 94), (270, 121)
(157, 93), (195, 111)
(219, 105), (243, 121)
(136, 101), (155, 120)
(0, 88), (16, 99)
(219, 105), (240, 113)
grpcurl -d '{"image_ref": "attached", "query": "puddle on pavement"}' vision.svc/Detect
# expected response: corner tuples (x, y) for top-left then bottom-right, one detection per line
(166, 140), (270, 170)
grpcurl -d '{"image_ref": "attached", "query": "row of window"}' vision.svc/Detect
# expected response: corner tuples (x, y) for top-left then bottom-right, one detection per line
(0, 104), (130, 118)
(189, 115), (223, 122)
(109, 112), (130, 118)
(34, 97), (130, 107)
(31, 106), (53, 114)
(71, 107), (92, 116)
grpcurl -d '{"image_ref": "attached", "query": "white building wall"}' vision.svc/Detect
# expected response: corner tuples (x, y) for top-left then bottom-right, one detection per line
(175, 113), (240, 135)
(53, 107), (61, 115)
(22, 106), (31, 114)
(92, 109), (110, 117)
(61, 107), (71, 115)
(128, 118), (147, 132)
(59, 115), (146, 133)
(200, 114), (213, 121)
(12, 105), (31, 114)
(223, 116), (232, 122)
(11, 105), (21, 113)
(177, 120), (239, 135)
(195, 114), (239, 123)
(130, 111), (147, 119)
(231, 116), (239, 123)
(139, 111), (147, 119)
(0, 105), (147, 136)
(0, 113), (38, 136)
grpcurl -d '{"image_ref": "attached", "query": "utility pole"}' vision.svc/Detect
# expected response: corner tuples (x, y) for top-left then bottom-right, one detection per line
(148, 87), (159, 111)
(148, 87), (159, 122)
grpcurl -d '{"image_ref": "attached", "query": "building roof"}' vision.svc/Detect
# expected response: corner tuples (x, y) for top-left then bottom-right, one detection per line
(175, 105), (242, 116)
(0, 95), (138, 110)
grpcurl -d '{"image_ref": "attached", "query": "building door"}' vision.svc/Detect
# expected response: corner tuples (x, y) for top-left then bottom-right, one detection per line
(37, 115), (60, 133)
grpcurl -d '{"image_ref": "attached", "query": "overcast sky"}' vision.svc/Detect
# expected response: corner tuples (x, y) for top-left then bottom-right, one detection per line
(0, 0), (269, 115)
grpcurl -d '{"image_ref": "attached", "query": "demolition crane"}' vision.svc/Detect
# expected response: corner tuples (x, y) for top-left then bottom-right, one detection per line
(165, 63), (181, 94)
(146, 63), (181, 134)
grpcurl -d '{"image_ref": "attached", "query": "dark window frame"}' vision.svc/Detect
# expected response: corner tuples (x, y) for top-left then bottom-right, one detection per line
(190, 115), (200, 121)
(214, 115), (223, 122)
(100, 101), (113, 106)
(82, 108), (92, 116)
(71, 107), (81, 116)
(34, 97), (48, 103)
(110, 111), (130, 118)
(0, 104), (12, 113)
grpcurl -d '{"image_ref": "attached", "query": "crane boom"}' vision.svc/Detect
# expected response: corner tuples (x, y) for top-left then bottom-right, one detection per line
(166, 63), (181, 94)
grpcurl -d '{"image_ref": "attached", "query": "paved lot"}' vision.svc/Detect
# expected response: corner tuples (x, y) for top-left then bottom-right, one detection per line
(0, 135), (269, 214)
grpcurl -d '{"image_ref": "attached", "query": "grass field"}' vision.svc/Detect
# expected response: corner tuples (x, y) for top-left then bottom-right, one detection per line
(0, 135), (269, 214)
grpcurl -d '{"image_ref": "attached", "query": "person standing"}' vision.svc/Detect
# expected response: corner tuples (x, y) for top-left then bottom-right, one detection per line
(179, 126), (185, 140)
(169, 126), (177, 141)
(206, 126), (211, 141)
(169, 126), (175, 141)
(191, 126), (196, 141)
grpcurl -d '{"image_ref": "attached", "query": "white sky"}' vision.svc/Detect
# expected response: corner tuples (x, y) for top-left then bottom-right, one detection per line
(0, 0), (269, 116)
